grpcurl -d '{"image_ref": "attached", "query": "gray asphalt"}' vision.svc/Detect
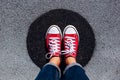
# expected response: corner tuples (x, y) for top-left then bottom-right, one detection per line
(0, 0), (120, 80)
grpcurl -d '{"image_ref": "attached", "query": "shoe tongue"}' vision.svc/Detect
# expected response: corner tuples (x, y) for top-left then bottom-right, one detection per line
(65, 34), (77, 36)
(47, 34), (61, 38)
(65, 34), (77, 38)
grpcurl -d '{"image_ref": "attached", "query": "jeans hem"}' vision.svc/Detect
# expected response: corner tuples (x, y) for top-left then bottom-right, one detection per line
(63, 63), (83, 74)
(44, 63), (61, 78)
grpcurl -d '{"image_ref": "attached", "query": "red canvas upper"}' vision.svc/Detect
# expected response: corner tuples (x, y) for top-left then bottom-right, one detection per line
(46, 34), (61, 59)
(63, 34), (79, 58)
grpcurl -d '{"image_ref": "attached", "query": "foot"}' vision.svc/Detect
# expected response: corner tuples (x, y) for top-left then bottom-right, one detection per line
(45, 25), (62, 59)
(62, 25), (79, 58)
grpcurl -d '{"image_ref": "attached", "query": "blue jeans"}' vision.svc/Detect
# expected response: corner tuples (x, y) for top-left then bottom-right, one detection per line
(35, 63), (89, 80)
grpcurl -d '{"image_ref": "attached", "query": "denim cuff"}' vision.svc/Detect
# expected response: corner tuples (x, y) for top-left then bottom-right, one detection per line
(43, 63), (61, 78)
(63, 63), (83, 74)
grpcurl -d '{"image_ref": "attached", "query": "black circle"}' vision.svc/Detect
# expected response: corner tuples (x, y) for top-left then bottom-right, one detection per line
(27, 9), (95, 68)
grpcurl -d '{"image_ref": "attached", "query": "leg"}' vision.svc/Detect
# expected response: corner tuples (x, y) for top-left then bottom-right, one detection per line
(61, 25), (89, 80)
(35, 59), (61, 80)
(35, 25), (62, 80)
(61, 57), (89, 80)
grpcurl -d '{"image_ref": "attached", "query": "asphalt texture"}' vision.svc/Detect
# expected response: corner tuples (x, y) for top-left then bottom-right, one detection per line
(0, 0), (120, 80)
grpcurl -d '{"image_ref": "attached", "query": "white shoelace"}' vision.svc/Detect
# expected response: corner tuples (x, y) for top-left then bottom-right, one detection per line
(61, 36), (76, 55)
(45, 37), (60, 59)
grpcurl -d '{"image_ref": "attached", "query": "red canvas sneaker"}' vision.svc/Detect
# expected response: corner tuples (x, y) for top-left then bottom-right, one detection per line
(62, 25), (79, 58)
(45, 25), (62, 59)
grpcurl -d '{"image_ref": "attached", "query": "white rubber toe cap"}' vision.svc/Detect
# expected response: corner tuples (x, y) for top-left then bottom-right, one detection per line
(64, 25), (78, 34)
(48, 25), (60, 34)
